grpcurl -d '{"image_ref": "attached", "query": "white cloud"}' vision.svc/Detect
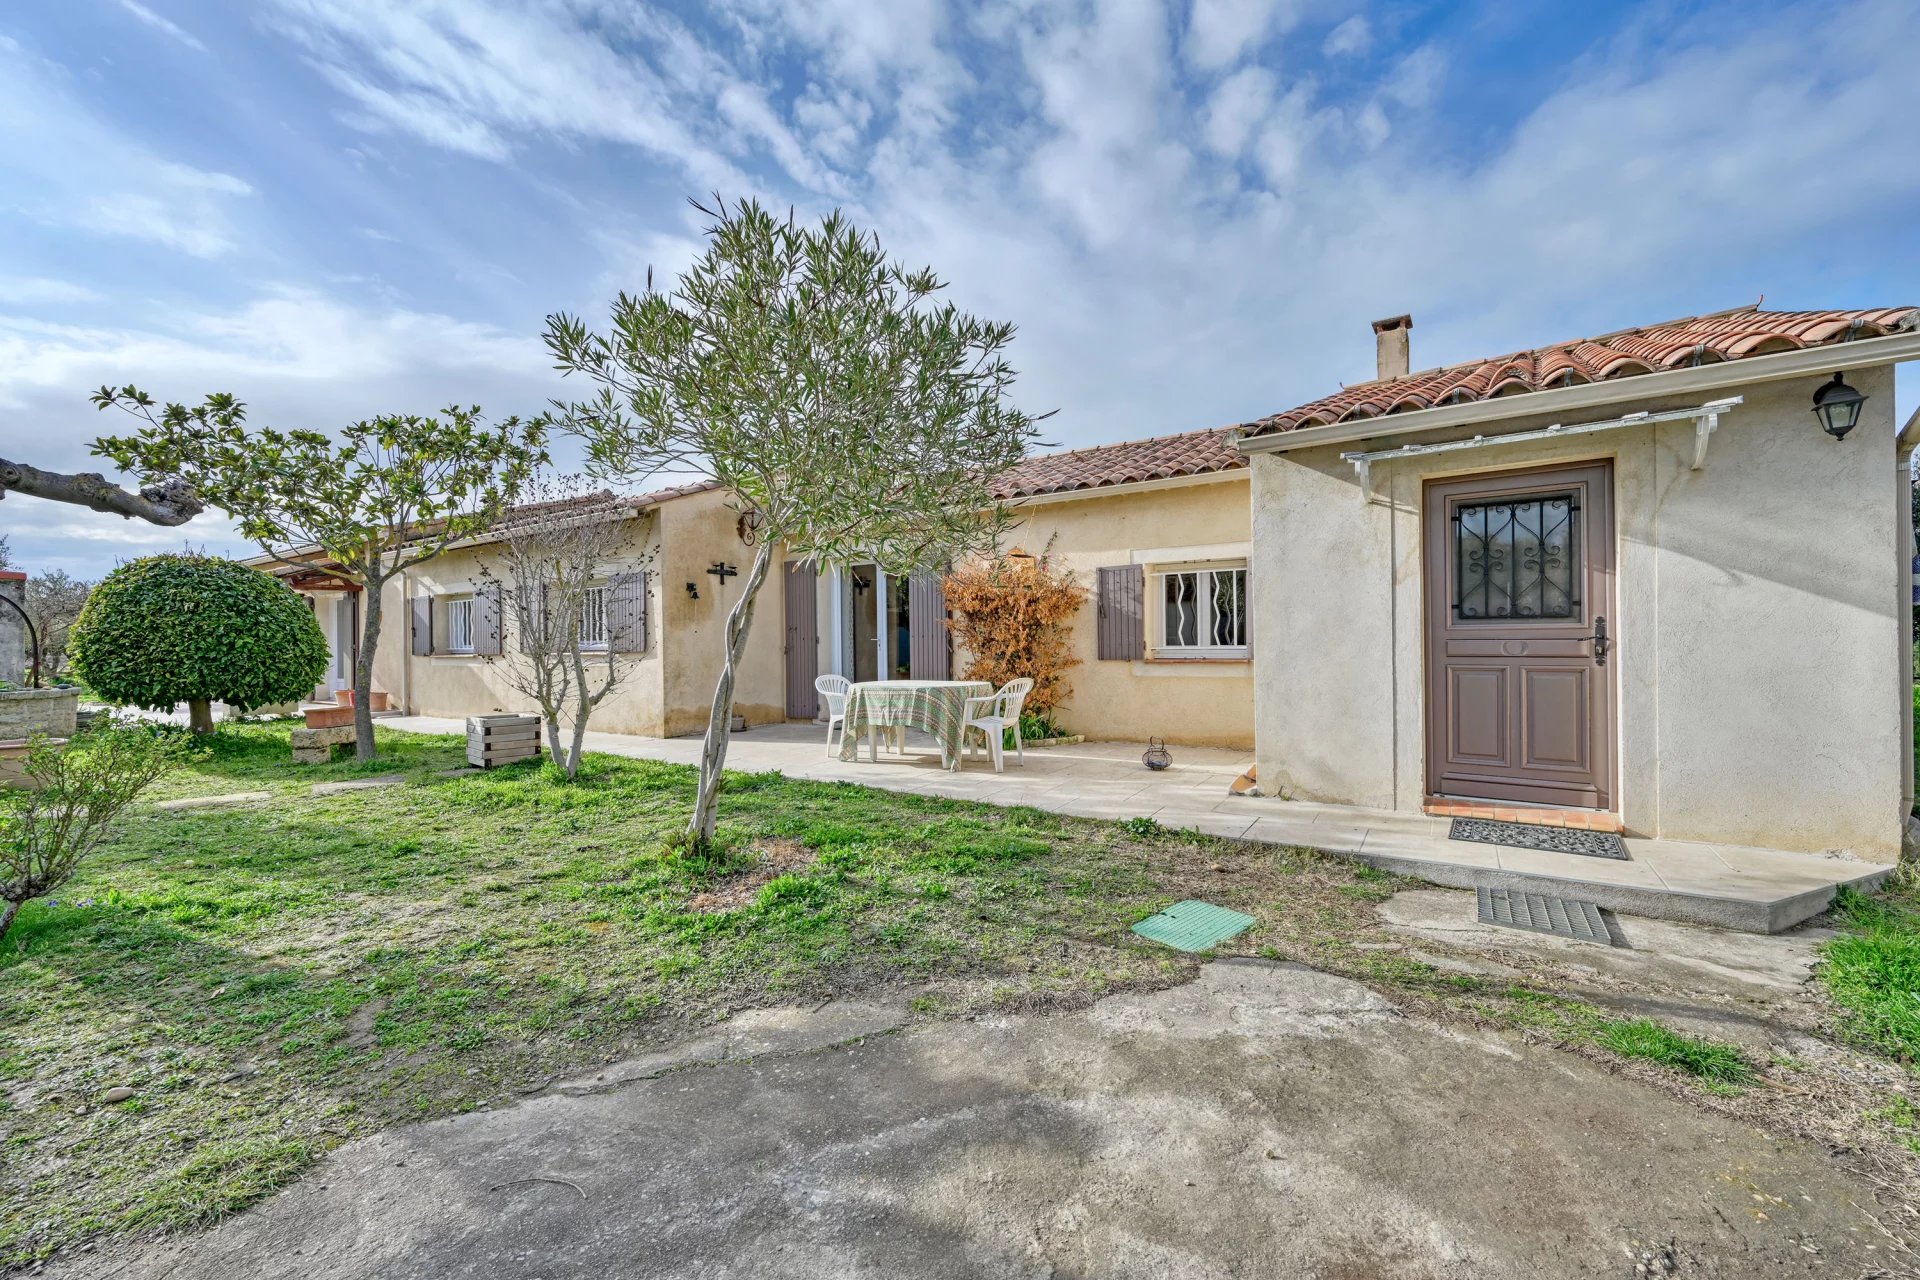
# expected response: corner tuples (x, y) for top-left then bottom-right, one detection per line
(268, 0), (748, 186)
(1185, 0), (1307, 69)
(0, 41), (253, 259)
(1322, 14), (1369, 57)
(0, 277), (100, 306)
(118, 0), (209, 53)
(1203, 66), (1276, 156)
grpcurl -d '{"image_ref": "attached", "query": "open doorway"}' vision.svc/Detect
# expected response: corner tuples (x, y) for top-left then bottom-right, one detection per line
(850, 563), (879, 682)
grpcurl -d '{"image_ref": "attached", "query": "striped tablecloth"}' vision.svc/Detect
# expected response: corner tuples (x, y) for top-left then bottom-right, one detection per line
(839, 680), (994, 770)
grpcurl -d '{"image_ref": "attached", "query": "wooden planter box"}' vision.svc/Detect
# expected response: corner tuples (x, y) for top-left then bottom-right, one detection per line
(304, 704), (355, 729)
(467, 715), (542, 769)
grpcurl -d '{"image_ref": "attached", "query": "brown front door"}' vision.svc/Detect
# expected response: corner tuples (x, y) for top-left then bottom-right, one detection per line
(1425, 461), (1614, 810)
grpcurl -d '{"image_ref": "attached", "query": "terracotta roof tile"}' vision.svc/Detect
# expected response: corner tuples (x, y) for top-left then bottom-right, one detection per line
(990, 428), (1246, 499)
(1241, 305), (1919, 438)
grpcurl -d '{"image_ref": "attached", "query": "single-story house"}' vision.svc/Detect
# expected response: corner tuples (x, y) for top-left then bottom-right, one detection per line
(254, 437), (1257, 747)
(254, 299), (1920, 867)
(1236, 304), (1920, 863)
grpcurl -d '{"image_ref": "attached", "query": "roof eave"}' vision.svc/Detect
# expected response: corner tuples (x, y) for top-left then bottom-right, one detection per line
(1236, 330), (1920, 457)
(1000, 466), (1249, 508)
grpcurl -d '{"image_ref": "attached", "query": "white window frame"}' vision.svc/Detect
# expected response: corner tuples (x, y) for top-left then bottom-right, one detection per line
(1150, 561), (1249, 660)
(578, 584), (610, 651)
(445, 596), (475, 654)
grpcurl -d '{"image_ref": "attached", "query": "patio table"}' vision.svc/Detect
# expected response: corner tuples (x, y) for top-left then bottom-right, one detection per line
(839, 679), (994, 770)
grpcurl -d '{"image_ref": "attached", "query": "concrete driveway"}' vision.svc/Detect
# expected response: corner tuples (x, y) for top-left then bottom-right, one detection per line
(71, 961), (1895, 1280)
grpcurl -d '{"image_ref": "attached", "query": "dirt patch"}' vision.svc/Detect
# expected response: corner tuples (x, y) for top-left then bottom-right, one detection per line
(685, 839), (819, 912)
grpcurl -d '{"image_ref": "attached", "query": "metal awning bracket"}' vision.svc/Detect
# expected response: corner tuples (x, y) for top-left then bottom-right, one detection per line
(1338, 397), (1742, 500)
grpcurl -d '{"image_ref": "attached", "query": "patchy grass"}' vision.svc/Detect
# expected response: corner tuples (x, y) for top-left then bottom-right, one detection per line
(5, 721), (1895, 1266)
(0, 725), (1396, 1266)
(1592, 1018), (1757, 1088)
(143, 719), (468, 802)
(1823, 884), (1920, 1064)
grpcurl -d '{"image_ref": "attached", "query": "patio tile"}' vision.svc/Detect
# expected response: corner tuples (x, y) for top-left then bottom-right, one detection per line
(1245, 816), (1365, 852)
(1491, 845), (1668, 888)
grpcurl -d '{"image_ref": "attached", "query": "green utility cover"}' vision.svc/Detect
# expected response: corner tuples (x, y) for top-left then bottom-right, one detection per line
(1131, 900), (1256, 952)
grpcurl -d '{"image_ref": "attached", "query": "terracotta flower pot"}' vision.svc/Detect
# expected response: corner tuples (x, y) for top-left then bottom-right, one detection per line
(334, 689), (355, 706)
(367, 691), (390, 711)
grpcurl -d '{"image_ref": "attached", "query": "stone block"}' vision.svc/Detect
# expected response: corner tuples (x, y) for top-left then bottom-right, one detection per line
(0, 688), (80, 739)
(291, 725), (357, 748)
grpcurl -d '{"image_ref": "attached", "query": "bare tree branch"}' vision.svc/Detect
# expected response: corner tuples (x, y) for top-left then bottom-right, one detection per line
(0, 457), (203, 525)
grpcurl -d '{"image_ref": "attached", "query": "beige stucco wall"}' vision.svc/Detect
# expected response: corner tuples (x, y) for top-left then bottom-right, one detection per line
(1250, 364), (1908, 861)
(989, 475), (1254, 749)
(362, 487), (793, 739)
(371, 513), (671, 736)
(653, 489), (789, 737)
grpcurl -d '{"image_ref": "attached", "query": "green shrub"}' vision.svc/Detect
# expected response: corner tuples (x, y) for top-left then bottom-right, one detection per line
(68, 554), (327, 731)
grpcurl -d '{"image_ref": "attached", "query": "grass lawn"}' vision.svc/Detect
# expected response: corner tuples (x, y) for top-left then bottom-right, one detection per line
(5, 720), (1915, 1265)
(1, 721), (1422, 1266)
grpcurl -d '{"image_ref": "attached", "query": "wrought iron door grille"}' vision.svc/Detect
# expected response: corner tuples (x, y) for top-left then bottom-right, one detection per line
(1452, 492), (1580, 621)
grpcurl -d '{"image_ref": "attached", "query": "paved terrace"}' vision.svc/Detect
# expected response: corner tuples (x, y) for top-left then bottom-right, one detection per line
(383, 717), (1893, 932)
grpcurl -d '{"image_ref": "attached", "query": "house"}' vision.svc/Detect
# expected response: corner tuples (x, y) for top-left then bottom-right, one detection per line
(1236, 305), (1920, 863)
(257, 432), (1259, 748)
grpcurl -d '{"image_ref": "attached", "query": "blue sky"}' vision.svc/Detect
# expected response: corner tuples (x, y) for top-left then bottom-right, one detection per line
(2, 0), (1917, 577)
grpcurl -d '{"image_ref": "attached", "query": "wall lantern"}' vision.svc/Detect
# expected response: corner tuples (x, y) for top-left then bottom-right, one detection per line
(1812, 372), (1867, 441)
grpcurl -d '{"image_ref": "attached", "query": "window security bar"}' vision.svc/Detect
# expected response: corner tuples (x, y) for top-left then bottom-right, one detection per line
(1338, 396), (1742, 501)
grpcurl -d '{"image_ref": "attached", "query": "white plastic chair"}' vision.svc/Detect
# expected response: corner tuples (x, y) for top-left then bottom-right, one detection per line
(961, 678), (1035, 773)
(815, 674), (850, 757)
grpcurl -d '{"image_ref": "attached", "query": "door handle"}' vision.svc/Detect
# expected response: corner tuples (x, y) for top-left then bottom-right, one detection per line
(1576, 616), (1609, 665)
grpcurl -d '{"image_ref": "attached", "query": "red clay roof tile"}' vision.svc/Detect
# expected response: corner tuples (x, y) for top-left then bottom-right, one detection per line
(989, 428), (1246, 499)
(1241, 305), (1919, 438)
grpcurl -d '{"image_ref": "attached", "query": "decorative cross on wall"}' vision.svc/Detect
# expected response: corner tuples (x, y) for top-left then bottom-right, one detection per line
(706, 562), (738, 583)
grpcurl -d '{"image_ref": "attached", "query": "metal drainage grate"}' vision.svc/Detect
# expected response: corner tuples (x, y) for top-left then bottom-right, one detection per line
(1477, 887), (1616, 945)
(1450, 817), (1627, 860)
(1131, 900), (1256, 953)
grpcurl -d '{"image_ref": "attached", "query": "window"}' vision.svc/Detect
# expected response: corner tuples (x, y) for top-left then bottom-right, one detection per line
(1153, 563), (1248, 658)
(579, 585), (609, 649)
(1452, 492), (1579, 622)
(446, 597), (475, 653)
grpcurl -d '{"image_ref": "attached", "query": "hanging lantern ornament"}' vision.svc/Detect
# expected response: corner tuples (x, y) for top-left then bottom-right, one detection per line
(1811, 372), (1867, 441)
(1142, 738), (1172, 771)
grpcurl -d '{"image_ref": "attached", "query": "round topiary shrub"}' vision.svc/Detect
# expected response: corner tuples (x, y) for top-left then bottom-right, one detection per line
(68, 553), (328, 733)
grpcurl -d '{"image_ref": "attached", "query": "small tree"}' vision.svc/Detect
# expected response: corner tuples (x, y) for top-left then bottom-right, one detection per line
(93, 395), (547, 761)
(479, 475), (652, 779)
(943, 546), (1087, 718)
(67, 554), (328, 733)
(26, 570), (92, 682)
(545, 197), (1040, 848)
(1, 719), (189, 943)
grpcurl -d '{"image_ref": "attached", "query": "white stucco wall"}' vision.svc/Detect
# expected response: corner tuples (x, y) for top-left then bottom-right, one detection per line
(1250, 363), (1908, 861)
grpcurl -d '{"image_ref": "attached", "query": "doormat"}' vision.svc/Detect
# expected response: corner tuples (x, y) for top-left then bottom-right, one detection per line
(1131, 900), (1256, 953)
(1477, 887), (1620, 946)
(1449, 817), (1627, 860)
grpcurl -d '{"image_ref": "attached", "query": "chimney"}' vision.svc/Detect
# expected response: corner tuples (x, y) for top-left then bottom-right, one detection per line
(1371, 314), (1412, 381)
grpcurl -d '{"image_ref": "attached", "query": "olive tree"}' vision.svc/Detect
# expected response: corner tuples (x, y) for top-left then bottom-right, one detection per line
(68, 554), (328, 733)
(544, 198), (1040, 849)
(93, 395), (546, 761)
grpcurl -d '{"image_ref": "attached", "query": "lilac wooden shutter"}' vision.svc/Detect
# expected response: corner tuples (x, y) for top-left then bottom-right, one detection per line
(473, 583), (503, 656)
(785, 560), (820, 718)
(411, 594), (433, 656)
(908, 572), (950, 680)
(1096, 565), (1145, 660)
(608, 572), (648, 653)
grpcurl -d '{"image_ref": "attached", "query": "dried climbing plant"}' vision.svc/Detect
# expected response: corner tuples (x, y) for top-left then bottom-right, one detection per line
(943, 545), (1087, 717)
